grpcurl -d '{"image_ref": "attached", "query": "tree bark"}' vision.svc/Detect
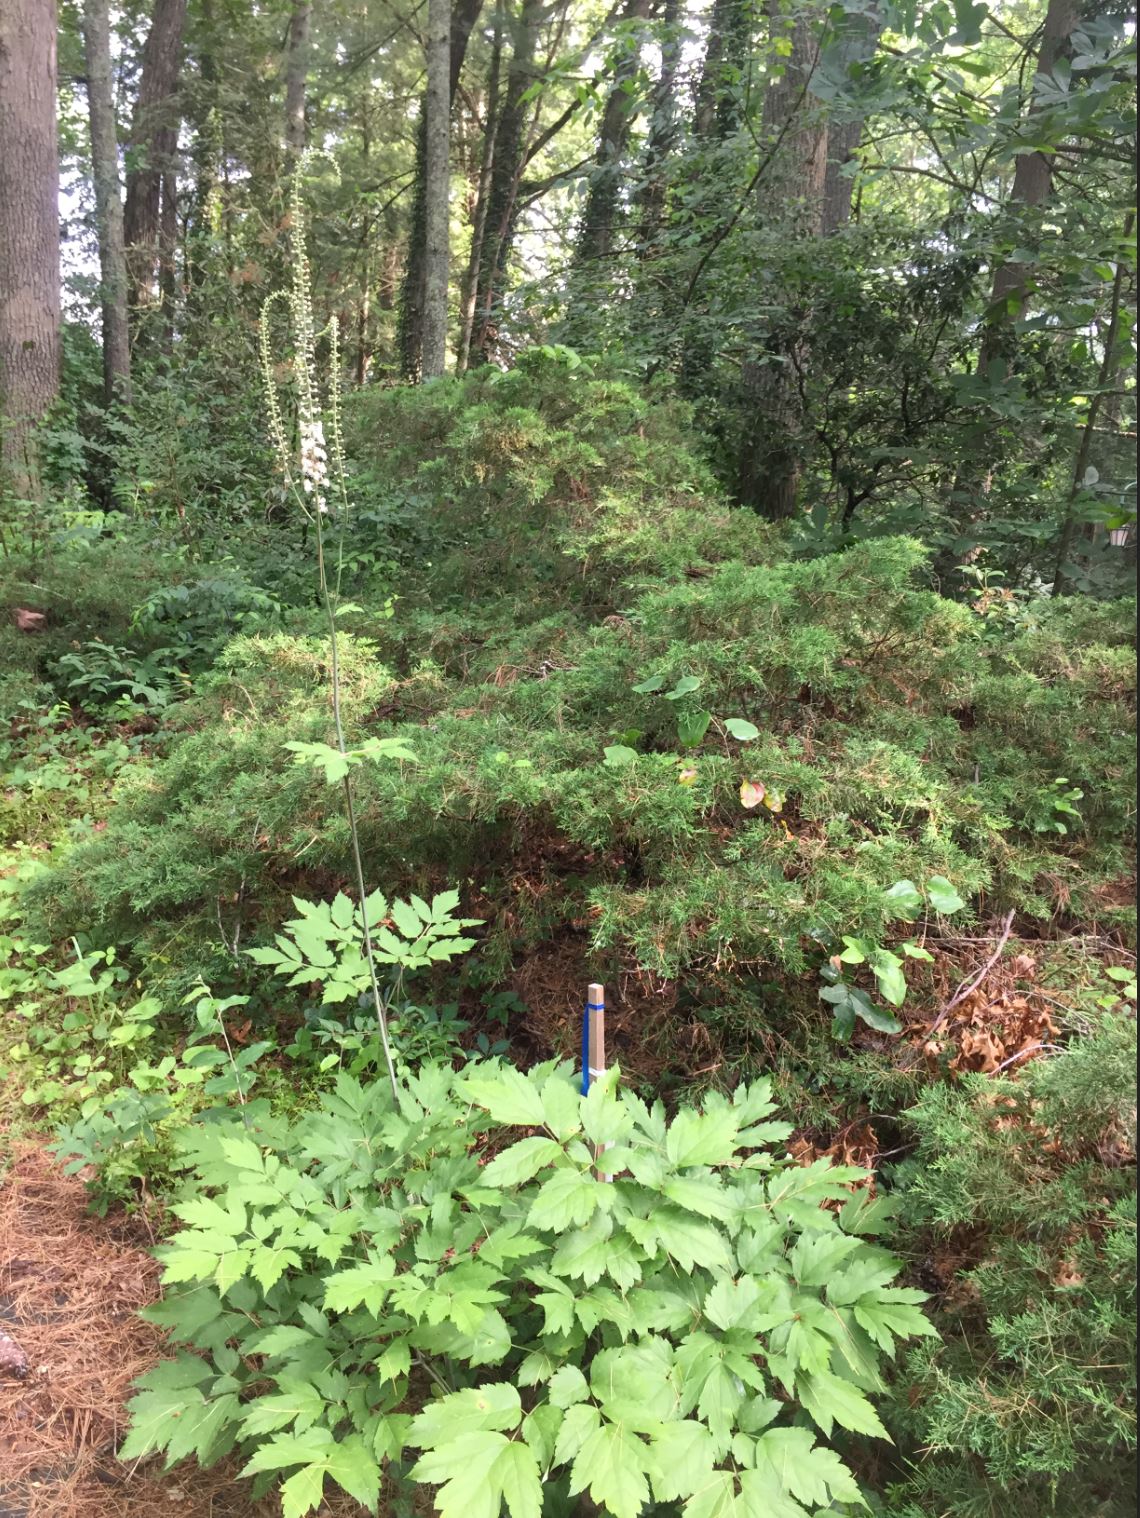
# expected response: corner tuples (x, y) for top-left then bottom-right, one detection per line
(635, 0), (681, 254)
(399, 0), (485, 379)
(936, 0), (1079, 578)
(458, 0), (505, 372)
(693, 0), (751, 140)
(0, 0), (61, 493)
(573, 0), (652, 269)
(976, 0), (1078, 375)
(422, 0), (452, 376)
(819, 1), (882, 236)
(123, 0), (188, 316)
(82, 0), (131, 406)
(284, 0), (312, 159)
(1053, 210), (1134, 594)
(736, 4), (828, 519)
(469, 0), (543, 367)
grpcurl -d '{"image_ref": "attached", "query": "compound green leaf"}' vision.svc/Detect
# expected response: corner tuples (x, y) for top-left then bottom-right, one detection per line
(569, 1420), (652, 1518)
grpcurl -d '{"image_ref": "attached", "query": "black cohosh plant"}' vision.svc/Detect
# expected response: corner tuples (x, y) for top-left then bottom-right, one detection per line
(258, 158), (419, 1099)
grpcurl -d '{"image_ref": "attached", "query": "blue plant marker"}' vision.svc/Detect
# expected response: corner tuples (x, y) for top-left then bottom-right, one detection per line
(581, 1001), (591, 1095)
(582, 987), (604, 1095)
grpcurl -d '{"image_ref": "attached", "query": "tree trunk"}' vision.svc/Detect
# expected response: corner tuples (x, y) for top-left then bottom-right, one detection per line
(735, 5), (828, 519)
(458, 0), (505, 372)
(819, 1), (882, 236)
(693, 0), (751, 140)
(186, 0), (222, 304)
(936, 0), (1079, 578)
(1053, 210), (1134, 594)
(977, 0), (1078, 375)
(123, 0), (188, 317)
(284, 0), (312, 159)
(573, 0), (652, 269)
(422, 0), (452, 376)
(399, 0), (485, 379)
(82, 0), (131, 406)
(0, 0), (61, 494)
(469, 0), (543, 367)
(635, 0), (681, 254)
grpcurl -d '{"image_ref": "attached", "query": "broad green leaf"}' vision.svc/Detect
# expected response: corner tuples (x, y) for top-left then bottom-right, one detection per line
(528, 1166), (602, 1231)
(724, 718), (760, 741)
(797, 1369), (890, 1440)
(882, 879), (923, 919)
(604, 744), (639, 767)
(677, 709), (712, 747)
(280, 1464), (326, 1518)
(326, 1434), (382, 1507)
(871, 953), (908, 1008)
(493, 1440), (543, 1518)
(549, 1364), (590, 1409)
(461, 1066), (547, 1127)
(409, 1383), (523, 1450)
(411, 1429), (511, 1518)
(665, 1106), (739, 1168)
(569, 1420), (652, 1518)
(926, 876), (966, 914)
(481, 1136), (563, 1187)
(554, 1401), (602, 1463)
(649, 1420), (717, 1502)
(703, 1276), (761, 1331)
(323, 1256), (395, 1314)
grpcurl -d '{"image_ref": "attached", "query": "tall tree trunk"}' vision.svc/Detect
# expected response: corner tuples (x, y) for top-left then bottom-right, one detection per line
(693, 0), (751, 140)
(0, 0), (61, 494)
(573, 0), (652, 269)
(123, 0), (188, 317)
(976, 0), (1078, 375)
(422, 0), (452, 376)
(186, 0), (222, 304)
(469, 0), (542, 367)
(399, 0), (485, 379)
(82, 0), (131, 406)
(284, 0), (311, 159)
(820, 1), (882, 236)
(1053, 210), (1134, 594)
(937, 0), (1079, 578)
(458, 0), (505, 372)
(635, 0), (681, 254)
(736, 5), (828, 519)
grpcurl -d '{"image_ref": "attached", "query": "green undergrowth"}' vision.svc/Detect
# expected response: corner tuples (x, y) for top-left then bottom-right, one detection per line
(1, 355), (1135, 1518)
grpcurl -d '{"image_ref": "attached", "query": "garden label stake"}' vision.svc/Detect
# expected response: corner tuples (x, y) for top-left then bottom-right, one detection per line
(582, 982), (612, 1180)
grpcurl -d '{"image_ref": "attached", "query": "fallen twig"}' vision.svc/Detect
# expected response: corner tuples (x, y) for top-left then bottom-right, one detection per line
(930, 910), (1016, 1034)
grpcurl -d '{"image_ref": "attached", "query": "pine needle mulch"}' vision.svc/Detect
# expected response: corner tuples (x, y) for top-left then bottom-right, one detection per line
(0, 1136), (275, 1518)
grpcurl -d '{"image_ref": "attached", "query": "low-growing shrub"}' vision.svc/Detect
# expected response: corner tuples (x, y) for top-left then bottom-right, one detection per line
(886, 1016), (1138, 1517)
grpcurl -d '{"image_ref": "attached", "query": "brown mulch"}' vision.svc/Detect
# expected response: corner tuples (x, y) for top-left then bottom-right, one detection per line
(0, 1138), (281, 1518)
(508, 931), (690, 1088)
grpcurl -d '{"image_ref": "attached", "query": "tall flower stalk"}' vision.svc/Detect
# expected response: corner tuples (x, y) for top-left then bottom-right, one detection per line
(259, 160), (400, 1099)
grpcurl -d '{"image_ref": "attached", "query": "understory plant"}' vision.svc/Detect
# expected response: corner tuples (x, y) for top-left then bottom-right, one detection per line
(121, 1059), (936, 1517)
(886, 1015), (1137, 1517)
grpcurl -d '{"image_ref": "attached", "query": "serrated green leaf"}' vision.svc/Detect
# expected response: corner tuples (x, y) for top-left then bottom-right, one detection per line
(481, 1136), (563, 1187)
(281, 1463), (326, 1518)
(649, 1419), (717, 1502)
(409, 1383), (523, 1450)
(797, 1369), (891, 1440)
(461, 1066), (547, 1127)
(569, 1420), (652, 1518)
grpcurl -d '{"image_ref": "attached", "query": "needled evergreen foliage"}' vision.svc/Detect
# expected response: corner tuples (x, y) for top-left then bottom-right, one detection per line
(20, 360), (1135, 1009)
(885, 1017), (1137, 1517)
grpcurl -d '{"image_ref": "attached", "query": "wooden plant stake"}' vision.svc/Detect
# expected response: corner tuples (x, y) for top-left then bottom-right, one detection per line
(585, 982), (613, 1181)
